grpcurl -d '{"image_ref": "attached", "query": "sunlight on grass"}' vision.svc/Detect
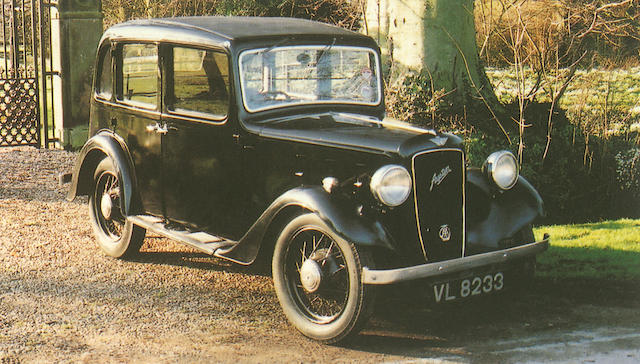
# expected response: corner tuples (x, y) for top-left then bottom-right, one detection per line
(486, 67), (640, 133)
(534, 219), (640, 281)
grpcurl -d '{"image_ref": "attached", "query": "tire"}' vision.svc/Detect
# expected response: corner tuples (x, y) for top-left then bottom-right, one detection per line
(272, 213), (375, 343)
(88, 157), (145, 259)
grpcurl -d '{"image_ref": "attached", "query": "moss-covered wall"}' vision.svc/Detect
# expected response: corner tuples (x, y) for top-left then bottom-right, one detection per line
(57, 0), (103, 149)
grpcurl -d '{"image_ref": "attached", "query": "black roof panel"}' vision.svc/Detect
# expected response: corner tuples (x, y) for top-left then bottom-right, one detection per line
(102, 16), (377, 51)
(142, 16), (365, 41)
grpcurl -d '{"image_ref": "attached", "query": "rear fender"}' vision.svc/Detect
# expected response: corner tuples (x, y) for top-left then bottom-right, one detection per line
(216, 187), (395, 265)
(67, 130), (139, 216)
(466, 168), (544, 254)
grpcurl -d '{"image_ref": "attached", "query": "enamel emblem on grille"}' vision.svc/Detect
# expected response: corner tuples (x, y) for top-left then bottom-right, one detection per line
(439, 224), (451, 242)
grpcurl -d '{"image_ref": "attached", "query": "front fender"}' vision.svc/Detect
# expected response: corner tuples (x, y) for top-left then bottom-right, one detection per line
(216, 187), (395, 265)
(67, 130), (139, 216)
(465, 168), (545, 255)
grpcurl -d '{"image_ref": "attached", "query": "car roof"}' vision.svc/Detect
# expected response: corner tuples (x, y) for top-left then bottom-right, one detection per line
(103, 16), (375, 49)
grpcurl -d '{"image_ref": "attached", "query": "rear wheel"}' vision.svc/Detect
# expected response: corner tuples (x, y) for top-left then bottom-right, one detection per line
(88, 157), (145, 258)
(272, 213), (375, 343)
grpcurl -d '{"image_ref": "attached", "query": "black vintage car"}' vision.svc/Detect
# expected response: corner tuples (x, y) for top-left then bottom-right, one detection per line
(67, 16), (549, 343)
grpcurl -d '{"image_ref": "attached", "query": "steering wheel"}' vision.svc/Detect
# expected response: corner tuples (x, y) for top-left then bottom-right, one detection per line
(261, 90), (292, 101)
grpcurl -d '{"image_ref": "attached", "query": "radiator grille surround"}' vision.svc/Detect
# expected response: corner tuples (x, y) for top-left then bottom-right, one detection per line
(411, 149), (465, 262)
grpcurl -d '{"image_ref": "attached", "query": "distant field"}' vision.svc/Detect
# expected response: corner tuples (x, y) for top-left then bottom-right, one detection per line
(534, 219), (640, 281)
(487, 67), (640, 131)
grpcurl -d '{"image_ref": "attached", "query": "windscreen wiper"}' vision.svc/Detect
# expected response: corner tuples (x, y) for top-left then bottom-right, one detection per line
(315, 37), (336, 65)
(262, 36), (293, 54)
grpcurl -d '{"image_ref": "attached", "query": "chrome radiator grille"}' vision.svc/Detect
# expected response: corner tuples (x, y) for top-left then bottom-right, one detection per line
(412, 149), (465, 262)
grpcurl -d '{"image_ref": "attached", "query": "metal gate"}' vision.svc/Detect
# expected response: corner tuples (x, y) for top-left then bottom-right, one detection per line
(0, 0), (53, 148)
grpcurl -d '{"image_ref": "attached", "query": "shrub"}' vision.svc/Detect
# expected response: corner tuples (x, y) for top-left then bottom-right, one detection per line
(611, 146), (640, 218)
(475, 0), (640, 68)
(102, 0), (361, 30)
(386, 74), (638, 223)
(616, 147), (640, 191)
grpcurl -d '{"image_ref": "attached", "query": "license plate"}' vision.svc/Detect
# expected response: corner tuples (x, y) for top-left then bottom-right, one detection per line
(432, 272), (505, 303)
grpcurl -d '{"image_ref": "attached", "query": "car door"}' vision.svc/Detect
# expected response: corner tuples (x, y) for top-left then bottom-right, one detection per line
(160, 45), (244, 238)
(112, 42), (164, 215)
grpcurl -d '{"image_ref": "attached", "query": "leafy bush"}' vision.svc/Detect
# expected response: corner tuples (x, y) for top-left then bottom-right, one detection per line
(102, 0), (361, 30)
(616, 147), (640, 191)
(475, 0), (640, 68)
(386, 74), (638, 223)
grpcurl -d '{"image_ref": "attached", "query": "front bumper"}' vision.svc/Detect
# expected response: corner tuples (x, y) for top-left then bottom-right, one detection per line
(362, 234), (549, 285)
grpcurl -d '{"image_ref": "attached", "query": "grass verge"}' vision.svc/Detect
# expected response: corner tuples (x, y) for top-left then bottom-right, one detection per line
(534, 218), (640, 281)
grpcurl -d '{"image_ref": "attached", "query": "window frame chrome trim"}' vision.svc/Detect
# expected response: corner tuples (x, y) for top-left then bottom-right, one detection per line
(93, 97), (162, 119)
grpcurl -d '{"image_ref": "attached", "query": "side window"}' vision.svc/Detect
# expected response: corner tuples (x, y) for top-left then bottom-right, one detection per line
(170, 47), (229, 118)
(96, 47), (112, 99)
(120, 43), (158, 108)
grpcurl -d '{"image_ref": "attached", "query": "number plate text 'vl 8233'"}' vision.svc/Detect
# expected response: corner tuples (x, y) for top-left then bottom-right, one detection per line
(433, 272), (504, 303)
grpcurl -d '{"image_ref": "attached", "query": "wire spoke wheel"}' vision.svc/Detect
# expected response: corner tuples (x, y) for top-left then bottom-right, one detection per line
(94, 171), (124, 241)
(88, 157), (145, 259)
(272, 213), (375, 343)
(286, 228), (348, 323)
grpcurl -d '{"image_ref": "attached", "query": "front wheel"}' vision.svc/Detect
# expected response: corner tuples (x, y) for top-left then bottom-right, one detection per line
(88, 157), (145, 259)
(272, 213), (375, 343)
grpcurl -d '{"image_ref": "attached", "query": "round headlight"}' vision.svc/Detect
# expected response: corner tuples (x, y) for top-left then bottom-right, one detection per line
(483, 151), (519, 190)
(370, 165), (412, 207)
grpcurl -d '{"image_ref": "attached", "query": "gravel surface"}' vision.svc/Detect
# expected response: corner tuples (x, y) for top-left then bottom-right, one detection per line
(0, 147), (374, 363)
(0, 146), (639, 363)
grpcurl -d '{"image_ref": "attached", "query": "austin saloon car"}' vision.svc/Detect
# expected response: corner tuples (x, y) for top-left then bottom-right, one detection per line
(67, 16), (549, 343)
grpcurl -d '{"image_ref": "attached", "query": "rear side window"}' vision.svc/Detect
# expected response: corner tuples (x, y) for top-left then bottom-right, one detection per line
(170, 47), (229, 118)
(120, 43), (158, 108)
(96, 47), (112, 99)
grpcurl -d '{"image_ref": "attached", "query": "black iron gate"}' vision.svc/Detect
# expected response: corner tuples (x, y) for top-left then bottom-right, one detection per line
(0, 0), (53, 148)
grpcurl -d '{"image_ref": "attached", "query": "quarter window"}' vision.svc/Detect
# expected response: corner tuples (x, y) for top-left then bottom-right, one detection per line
(170, 47), (229, 118)
(121, 43), (158, 108)
(97, 47), (112, 98)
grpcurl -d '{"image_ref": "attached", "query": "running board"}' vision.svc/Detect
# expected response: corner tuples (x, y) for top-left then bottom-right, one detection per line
(128, 215), (237, 255)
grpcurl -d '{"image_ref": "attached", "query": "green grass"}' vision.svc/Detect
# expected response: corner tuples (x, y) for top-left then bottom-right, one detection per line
(534, 218), (640, 281)
(486, 67), (640, 133)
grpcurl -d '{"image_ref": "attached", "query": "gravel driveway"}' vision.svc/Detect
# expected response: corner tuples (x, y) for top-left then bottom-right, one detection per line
(1, 146), (639, 363)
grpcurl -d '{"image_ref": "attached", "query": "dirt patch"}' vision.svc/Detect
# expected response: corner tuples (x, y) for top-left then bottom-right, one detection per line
(0, 146), (639, 363)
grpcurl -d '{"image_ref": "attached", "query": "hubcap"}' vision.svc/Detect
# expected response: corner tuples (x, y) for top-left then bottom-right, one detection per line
(300, 258), (323, 293)
(100, 192), (113, 220)
(285, 227), (349, 323)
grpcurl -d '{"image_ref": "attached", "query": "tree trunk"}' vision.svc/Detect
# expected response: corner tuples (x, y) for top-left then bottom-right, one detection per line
(365, 0), (502, 130)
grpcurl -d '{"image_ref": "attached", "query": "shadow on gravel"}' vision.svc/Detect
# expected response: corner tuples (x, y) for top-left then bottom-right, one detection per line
(343, 278), (640, 360)
(129, 248), (272, 277)
(113, 243), (640, 361)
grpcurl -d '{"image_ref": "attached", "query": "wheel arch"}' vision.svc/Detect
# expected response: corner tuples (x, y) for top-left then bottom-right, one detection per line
(258, 205), (310, 262)
(216, 187), (396, 265)
(67, 130), (140, 216)
(465, 168), (545, 254)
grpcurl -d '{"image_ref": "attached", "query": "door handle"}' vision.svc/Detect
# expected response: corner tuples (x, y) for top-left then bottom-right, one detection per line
(146, 122), (174, 135)
(233, 134), (255, 149)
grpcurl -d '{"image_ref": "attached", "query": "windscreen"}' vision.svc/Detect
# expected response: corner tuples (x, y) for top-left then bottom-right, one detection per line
(239, 45), (381, 112)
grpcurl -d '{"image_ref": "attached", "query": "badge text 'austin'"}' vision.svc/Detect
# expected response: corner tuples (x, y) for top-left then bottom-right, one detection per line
(430, 165), (452, 191)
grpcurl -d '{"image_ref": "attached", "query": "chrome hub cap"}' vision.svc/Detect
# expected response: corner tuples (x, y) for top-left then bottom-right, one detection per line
(300, 258), (323, 293)
(100, 192), (113, 220)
